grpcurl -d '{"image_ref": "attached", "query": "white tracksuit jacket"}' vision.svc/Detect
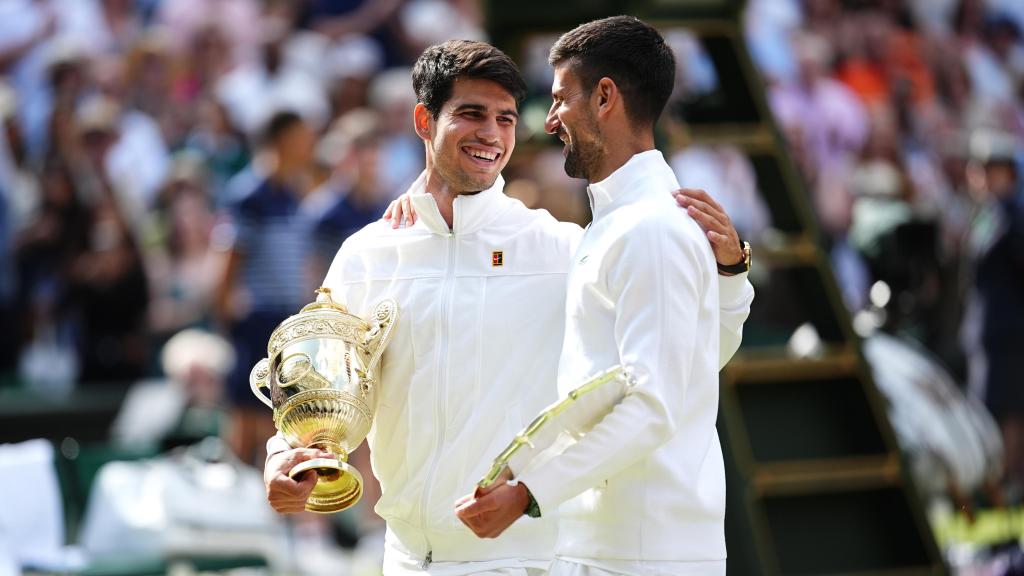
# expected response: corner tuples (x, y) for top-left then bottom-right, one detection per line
(276, 172), (753, 572)
(517, 151), (730, 572)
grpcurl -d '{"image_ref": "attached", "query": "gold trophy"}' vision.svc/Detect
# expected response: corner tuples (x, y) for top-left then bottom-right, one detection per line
(250, 288), (398, 513)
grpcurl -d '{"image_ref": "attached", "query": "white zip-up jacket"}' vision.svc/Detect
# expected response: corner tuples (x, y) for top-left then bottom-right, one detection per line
(517, 151), (728, 569)
(274, 172), (753, 571)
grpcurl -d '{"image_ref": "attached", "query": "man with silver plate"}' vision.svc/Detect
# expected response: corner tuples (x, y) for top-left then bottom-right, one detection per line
(456, 17), (737, 576)
(263, 38), (753, 576)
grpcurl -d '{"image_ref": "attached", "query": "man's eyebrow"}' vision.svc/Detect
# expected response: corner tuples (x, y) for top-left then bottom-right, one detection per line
(451, 102), (519, 119)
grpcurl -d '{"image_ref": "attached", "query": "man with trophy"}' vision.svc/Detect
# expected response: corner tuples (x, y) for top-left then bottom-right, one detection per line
(258, 35), (753, 575)
(454, 17), (736, 575)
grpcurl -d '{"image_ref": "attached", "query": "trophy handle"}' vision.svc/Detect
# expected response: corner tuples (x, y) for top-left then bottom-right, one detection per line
(249, 358), (274, 409)
(364, 299), (399, 369)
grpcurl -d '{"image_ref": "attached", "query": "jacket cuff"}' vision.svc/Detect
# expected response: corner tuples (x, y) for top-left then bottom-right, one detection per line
(718, 272), (751, 308)
(516, 465), (568, 518)
(265, 434), (291, 459)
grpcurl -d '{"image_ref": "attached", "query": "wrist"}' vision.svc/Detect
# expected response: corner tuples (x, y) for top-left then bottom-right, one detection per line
(717, 239), (751, 275)
(518, 483), (541, 518)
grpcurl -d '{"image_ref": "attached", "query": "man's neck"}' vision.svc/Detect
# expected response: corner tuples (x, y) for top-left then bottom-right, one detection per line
(423, 170), (460, 229)
(590, 133), (656, 184)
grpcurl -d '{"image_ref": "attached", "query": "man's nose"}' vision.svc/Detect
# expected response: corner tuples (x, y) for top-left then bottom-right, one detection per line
(476, 117), (500, 142)
(544, 110), (560, 135)
(544, 114), (561, 136)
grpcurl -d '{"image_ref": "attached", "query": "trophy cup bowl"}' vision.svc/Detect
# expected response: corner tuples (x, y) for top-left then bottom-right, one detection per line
(250, 287), (398, 513)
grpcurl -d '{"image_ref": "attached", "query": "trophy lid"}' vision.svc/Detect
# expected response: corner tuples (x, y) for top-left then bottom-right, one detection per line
(301, 287), (349, 313)
(266, 287), (368, 358)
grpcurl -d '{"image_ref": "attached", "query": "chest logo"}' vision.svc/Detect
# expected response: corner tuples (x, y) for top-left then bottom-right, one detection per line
(579, 254), (589, 264)
(492, 251), (504, 267)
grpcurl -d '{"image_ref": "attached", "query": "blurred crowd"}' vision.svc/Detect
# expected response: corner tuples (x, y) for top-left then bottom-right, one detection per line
(746, 0), (1024, 495)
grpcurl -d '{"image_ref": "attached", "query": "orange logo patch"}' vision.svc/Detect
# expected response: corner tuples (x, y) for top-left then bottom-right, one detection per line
(492, 251), (504, 267)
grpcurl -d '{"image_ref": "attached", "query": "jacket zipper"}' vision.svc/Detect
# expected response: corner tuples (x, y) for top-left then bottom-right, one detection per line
(419, 198), (459, 567)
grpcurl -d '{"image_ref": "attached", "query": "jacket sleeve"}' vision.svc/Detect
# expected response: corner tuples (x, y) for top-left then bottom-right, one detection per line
(718, 272), (754, 368)
(266, 433), (291, 458)
(516, 218), (709, 514)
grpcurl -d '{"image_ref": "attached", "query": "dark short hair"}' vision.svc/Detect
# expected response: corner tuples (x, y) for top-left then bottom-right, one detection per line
(261, 110), (304, 146)
(549, 16), (675, 128)
(412, 40), (528, 118)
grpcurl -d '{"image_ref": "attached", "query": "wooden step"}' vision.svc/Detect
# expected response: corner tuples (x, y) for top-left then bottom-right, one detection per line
(724, 346), (861, 385)
(752, 454), (902, 497)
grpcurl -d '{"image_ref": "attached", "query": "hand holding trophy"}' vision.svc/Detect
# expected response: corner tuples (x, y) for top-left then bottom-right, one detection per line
(250, 288), (398, 513)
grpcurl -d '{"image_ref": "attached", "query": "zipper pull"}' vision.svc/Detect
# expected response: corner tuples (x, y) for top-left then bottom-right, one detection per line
(422, 550), (432, 569)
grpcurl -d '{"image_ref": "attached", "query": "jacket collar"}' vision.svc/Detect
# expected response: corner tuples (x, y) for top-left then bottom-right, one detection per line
(587, 149), (673, 219)
(408, 171), (509, 235)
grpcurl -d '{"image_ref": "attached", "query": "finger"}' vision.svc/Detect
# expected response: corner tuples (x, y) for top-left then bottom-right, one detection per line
(384, 200), (397, 220)
(708, 230), (732, 245)
(456, 500), (490, 521)
(392, 205), (401, 228)
(455, 497), (478, 516)
(461, 495), (502, 519)
(684, 197), (730, 229)
(455, 493), (474, 508)
(296, 468), (319, 492)
(272, 474), (310, 497)
(476, 483), (499, 496)
(282, 448), (328, 469)
(402, 197), (415, 226)
(707, 231), (744, 266)
(687, 205), (730, 236)
(680, 188), (723, 213)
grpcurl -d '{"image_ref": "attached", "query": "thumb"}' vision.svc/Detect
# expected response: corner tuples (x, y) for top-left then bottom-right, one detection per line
(295, 467), (319, 492)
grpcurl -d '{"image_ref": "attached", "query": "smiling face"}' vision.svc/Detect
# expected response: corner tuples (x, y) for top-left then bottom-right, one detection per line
(545, 64), (603, 181)
(423, 77), (518, 194)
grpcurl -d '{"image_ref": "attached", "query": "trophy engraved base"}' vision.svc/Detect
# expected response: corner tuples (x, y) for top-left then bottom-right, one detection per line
(289, 457), (364, 513)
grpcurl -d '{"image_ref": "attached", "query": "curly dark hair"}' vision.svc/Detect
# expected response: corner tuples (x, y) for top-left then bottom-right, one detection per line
(412, 40), (527, 118)
(549, 16), (676, 128)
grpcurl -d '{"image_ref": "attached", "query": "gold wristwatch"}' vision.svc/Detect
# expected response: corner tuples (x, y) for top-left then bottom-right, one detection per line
(717, 240), (751, 275)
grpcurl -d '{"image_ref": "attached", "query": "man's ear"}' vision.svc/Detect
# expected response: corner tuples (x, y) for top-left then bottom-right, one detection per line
(594, 77), (619, 119)
(413, 103), (433, 141)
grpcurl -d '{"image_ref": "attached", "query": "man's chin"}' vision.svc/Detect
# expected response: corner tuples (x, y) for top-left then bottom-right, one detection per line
(563, 158), (586, 180)
(457, 173), (501, 194)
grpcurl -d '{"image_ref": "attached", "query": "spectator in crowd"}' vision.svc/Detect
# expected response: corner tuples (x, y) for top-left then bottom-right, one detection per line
(962, 130), (1024, 493)
(216, 109), (319, 465)
(0, 169), (14, 377)
(183, 97), (251, 205)
(216, 18), (329, 137)
(146, 153), (224, 346)
(12, 160), (87, 387)
(309, 108), (390, 279)
(0, 81), (39, 235)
